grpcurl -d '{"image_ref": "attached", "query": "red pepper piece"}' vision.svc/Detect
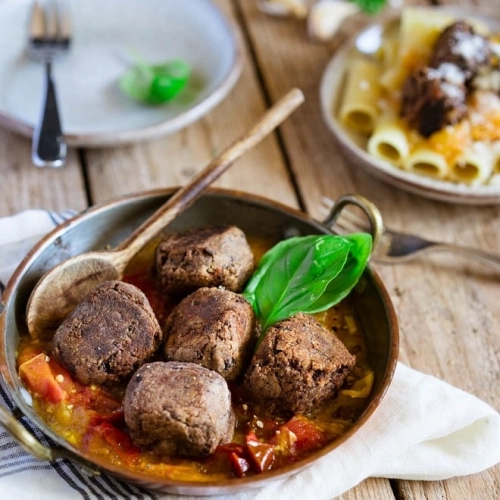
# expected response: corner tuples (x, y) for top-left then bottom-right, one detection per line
(89, 422), (140, 465)
(229, 452), (251, 478)
(246, 434), (275, 472)
(19, 353), (68, 403)
(216, 442), (247, 456)
(89, 408), (125, 426)
(281, 416), (326, 455)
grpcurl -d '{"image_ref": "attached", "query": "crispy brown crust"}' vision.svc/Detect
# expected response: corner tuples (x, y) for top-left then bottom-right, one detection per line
(124, 361), (235, 457)
(155, 225), (254, 295)
(51, 280), (163, 386)
(430, 21), (490, 82)
(243, 312), (355, 417)
(163, 287), (256, 380)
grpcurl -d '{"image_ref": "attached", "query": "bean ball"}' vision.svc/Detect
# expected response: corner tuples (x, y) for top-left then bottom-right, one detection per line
(52, 280), (162, 386)
(124, 361), (235, 457)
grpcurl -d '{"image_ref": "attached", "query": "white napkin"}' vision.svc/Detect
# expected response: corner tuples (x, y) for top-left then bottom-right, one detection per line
(1, 210), (499, 500)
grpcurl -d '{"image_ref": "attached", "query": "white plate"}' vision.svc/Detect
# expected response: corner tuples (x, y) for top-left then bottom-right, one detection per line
(320, 7), (500, 205)
(0, 0), (243, 146)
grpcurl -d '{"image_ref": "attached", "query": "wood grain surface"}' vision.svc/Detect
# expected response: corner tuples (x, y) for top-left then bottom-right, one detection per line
(1, 0), (499, 498)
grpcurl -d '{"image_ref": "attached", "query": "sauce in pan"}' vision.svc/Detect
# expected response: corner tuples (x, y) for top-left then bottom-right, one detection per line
(16, 234), (374, 482)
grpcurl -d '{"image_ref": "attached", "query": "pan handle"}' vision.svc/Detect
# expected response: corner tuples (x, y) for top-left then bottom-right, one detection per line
(0, 403), (53, 461)
(0, 403), (100, 475)
(321, 193), (384, 251)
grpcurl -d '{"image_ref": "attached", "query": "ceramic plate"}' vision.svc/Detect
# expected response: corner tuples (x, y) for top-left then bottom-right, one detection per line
(0, 0), (243, 146)
(320, 6), (500, 205)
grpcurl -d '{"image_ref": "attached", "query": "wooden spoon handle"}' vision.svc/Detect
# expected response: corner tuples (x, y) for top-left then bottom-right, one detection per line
(116, 88), (304, 255)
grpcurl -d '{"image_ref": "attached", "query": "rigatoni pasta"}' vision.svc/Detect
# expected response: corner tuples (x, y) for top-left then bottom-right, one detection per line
(449, 142), (494, 185)
(491, 142), (500, 174)
(367, 112), (410, 166)
(337, 7), (500, 187)
(404, 146), (449, 179)
(338, 58), (382, 134)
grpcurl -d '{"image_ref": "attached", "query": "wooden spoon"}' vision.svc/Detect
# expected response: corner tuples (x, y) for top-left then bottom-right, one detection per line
(26, 88), (304, 338)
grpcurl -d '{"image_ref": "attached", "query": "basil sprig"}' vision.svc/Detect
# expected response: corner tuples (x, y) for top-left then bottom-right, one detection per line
(352, 0), (387, 15)
(120, 58), (190, 105)
(243, 233), (372, 342)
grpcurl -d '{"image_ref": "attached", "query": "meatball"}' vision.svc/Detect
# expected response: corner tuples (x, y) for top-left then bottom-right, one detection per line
(155, 225), (254, 295)
(163, 287), (256, 380)
(52, 280), (162, 386)
(400, 64), (467, 137)
(124, 361), (235, 457)
(243, 312), (355, 416)
(430, 21), (491, 83)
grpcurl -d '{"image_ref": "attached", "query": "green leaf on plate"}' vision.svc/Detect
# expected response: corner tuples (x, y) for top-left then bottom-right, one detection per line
(351, 0), (387, 15)
(119, 59), (191, 105)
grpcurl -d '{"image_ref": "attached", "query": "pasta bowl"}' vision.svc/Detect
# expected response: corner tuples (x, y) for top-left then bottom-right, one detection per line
(0, 188), (398, 495)
(320, 6), (500, 205)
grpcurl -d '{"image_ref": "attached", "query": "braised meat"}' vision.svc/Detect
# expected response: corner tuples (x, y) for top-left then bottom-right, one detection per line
(400, 64), (467, 137)
(124, 361), (235, 457)
(400, 21), (492, 137)
(155, 225), (254, 296)
(52, 280), (162, 386)
(163, 287), (256, 380)
(430, 21), (491, 83)
(243, 312), (355, 417)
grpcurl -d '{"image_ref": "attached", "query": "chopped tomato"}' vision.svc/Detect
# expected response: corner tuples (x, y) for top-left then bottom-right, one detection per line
(280, 416), (326, 455)
(246, 433), (275, 471)
(18, 353), (72, 403)
(66, 385), (94, 408)
(229, 452), (251, 478)
(67, 385), (124, 427)
(88, 389), (123, 415)
(213, 442), (249, 477)
(215, 442), (247, 456)
(214, 434), (275, 477)
(89, 408), (125, 426)
(86, 422), (140, 465)
(248, 416), (281, 439)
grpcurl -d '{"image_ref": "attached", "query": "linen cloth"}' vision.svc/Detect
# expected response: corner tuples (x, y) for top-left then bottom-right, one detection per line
(1, 210), (499, 500)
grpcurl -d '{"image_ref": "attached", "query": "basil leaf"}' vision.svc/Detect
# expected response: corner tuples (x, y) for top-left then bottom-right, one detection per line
(120, 59), (190, 105)
(302, 233), (372, 313)
(243, 233), (371, 336)
(351, 0), (386, 14)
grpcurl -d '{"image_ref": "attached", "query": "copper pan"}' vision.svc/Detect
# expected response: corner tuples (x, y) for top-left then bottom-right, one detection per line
(0, 187), (399, 495)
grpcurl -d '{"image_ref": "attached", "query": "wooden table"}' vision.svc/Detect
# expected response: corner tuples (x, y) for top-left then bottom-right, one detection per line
(1, 0), (499, 498)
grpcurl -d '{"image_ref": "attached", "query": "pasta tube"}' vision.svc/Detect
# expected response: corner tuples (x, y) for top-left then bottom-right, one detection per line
(398, 7), (456, 64)
(404, 147), (448, 179)
(339, 58), (382, 134)
(450, 142), (494, 185)
(492, 141), (500, 174)
(380, 36), (399, 70)
(367, 113), (410, 166)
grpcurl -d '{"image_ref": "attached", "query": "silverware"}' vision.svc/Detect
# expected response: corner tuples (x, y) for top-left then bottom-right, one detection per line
(321, 195), (500, 271)
(28, 0), (71, 168)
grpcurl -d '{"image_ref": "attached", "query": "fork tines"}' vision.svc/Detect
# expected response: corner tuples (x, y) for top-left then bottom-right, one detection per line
(29, 0), (71, 53)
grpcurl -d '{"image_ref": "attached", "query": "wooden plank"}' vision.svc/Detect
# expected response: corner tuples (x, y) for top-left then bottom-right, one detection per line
(238, 0), (500, 498)
(0, 130), (87, 216)
(339, 478), (395, 499)
(388, 1), (500, 495)
(82, 0), (298, 210)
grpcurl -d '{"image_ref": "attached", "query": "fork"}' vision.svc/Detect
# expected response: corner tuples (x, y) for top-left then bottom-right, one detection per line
(321, 195), (500, 271)
(28, 0), (71, 168)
